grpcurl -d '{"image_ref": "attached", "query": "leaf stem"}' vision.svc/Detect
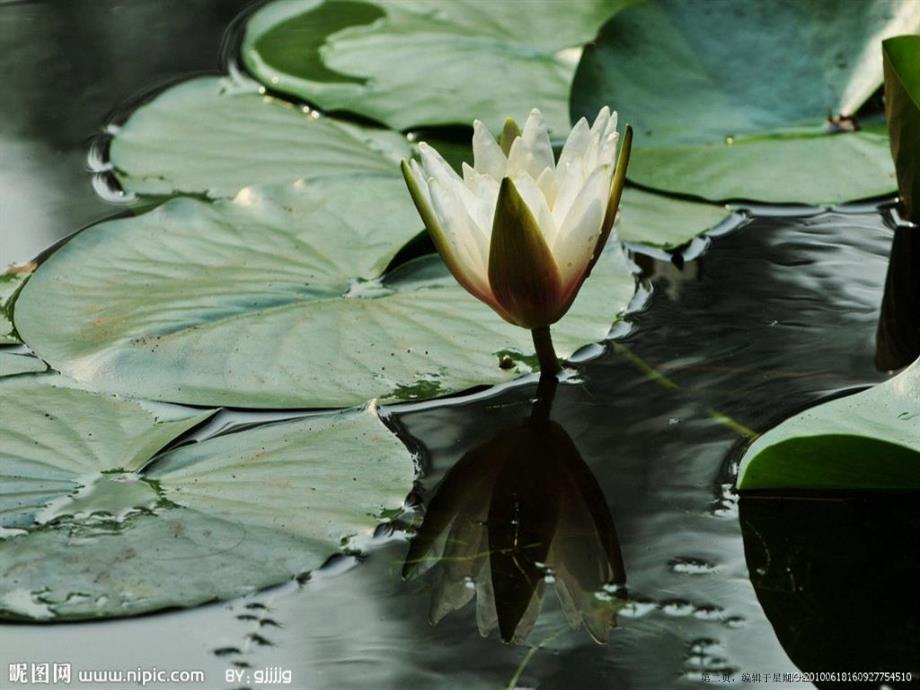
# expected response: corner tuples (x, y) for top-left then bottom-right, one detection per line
(531, 325), (561, 376)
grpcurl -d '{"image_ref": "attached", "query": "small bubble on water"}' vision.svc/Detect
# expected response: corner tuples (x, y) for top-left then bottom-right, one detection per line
(669, 557), (719, 575)
(689, 638), (722, 655)
(661, 599), (694, 617)
(619, 599), (657, 619)
(692, 605), (724, 621)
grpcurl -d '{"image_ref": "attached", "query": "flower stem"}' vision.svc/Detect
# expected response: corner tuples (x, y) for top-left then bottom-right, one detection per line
(530, 372), (558, 426)
(531, 325), (561, 376)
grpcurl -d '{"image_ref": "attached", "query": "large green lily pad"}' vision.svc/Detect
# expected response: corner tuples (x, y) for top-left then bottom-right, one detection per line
(242, 0), (630, 134)
(617, 188), (728, 249)
(737, 358), (920, 490)
(571, 0), (920, 203)
(0, 375), (415, 620)
(884, 35), (920, 222)
(109, 76), (410, 198)
(14, 179), (635, 408)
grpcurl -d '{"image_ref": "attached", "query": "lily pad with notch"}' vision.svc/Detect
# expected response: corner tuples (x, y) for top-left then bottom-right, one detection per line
(242, 0), (631, 134)
(0, 374), (415, 620)
(108, 76), (410, 198)
(571, 0), (920, 203)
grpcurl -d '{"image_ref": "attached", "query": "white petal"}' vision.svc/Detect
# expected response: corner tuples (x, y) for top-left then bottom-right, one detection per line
(589, 107), (619, 169)
(506, 108), (554, 180)
(590, 106), (611, 140)
(462, 161), (475, 184)
(472, 120), (507, 179)
(553, 165), (611, 290)
(554, 108), (620, 226)
(462, 163), (500, 235)
(557, 117), (591, 173)
(599, 131), (619, 167)
(472, 182), (500, 239)
(536, 167), (558, 211)
(419, 142), (462, 187)
(512, 173), (557, 247)
(574, 107), (609, 173)
(420, 143), (489, 232)
(429, 177), (491, 295)
(604, 110), (619, 141)
(553, 160), (587, 229)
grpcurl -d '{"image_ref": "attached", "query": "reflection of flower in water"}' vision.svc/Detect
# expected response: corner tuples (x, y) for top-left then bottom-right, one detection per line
(403, 417), (626, 644)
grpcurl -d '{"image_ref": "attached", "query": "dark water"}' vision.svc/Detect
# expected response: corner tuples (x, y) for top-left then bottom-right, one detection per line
(0, 0), (252, 265)
(1, 3), (919, 690)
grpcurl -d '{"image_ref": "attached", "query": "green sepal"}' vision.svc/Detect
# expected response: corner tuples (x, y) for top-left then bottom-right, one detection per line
(500, 117), (522, 156)
(603, 124), (633, 235)
(488, 177), (562, 329)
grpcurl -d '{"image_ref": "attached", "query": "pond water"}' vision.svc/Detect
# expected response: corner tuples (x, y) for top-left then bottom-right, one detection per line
(1, 3), (918, 690)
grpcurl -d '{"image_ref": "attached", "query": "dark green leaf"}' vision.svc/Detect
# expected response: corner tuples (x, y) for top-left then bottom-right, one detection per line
(571, 0), (920, 203)
(884, 35), (920, 222)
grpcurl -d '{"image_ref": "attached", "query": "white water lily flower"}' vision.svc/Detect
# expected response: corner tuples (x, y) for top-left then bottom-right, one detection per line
(401, 107), (632, 332)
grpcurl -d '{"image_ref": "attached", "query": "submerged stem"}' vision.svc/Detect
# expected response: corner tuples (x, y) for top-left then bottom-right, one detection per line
(531, 325), (561, 376)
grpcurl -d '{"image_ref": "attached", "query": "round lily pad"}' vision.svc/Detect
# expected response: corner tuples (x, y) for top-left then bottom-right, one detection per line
(14, 179), (635, 408)
(109, 76), (410, 198)
(242, 0), (628, 134)
(0, 375), (415, 620)
(737, 358), (920, 491)
(571, 0), (920, 203)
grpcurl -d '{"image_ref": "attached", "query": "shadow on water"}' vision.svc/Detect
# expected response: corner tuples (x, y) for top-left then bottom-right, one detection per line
(740, 494), (920, 688)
